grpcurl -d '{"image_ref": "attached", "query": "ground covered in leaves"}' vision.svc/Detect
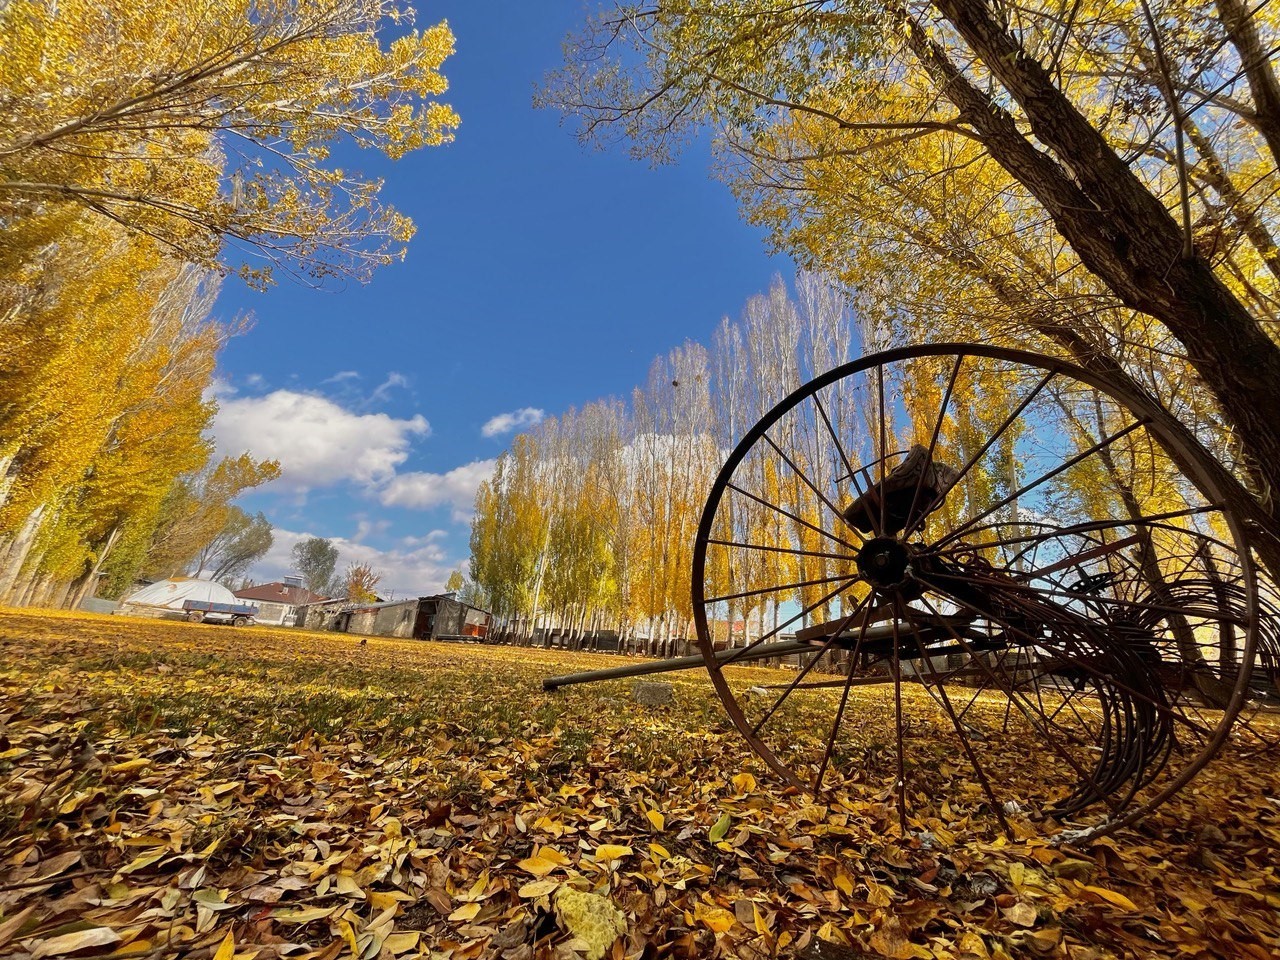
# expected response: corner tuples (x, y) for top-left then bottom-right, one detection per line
(1, 611), (1278, 960)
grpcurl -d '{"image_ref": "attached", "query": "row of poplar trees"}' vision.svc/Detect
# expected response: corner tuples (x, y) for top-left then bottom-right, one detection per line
(538, 0), (1280, 587)
(467, 274), (863, 649)
(0, 1), (458, 606)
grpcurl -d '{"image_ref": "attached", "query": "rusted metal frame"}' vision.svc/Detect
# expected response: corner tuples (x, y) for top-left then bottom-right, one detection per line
(947, 569), (1251, 648)
(705, 570), (859, 607)
(927, 567), (1216, 739)
(878, 365), (890, 538)
(690, 345), (1259, 828)
(904, 354), (965, 541)
(541, 638), (819, 692)
(937, 417), (1153, 551)
(755, 668), (995, 692)
(716, 573), (864, 668)
(896, 594), (1013, 836)
(760, 430), (865, 544)
(726, 481), (860, 553)
(903, 367), (1060, 541)
(812, 390), (870, 510)
(953, 579), (1174, 807)
(889, 605), (909, 831)
(913, 591), (1128, 818)
(814, 598), (879, 793)
(704, 537), (851, 563)
(1012, 534), (1144, 583)
(750, 591), (876, 736)
(928, 504), (1224, 556)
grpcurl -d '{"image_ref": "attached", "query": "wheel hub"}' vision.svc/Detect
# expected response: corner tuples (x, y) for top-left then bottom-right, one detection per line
(856, 537), (913, 590)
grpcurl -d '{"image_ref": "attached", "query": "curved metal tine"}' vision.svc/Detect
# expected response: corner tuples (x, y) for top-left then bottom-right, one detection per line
(717, 573), (864, 667)
(928, 568), (1218, 738)
(877, 364), (890, 538)
(761, 430), (868, 545)
(726, 481), (861, 553)
(918, 368), (1058, 541)
(704, 538), (855, 563)
(813, 385), (870, 509)
(969, 574), (1251, 642)
(889, 609), (908, 831)
(937, 417), (1152, 551)
(814, 601), (880, 793)
(896, 598), (1013, 835)
(913, 593), (1127, 816)
(901, 354), (964, 541)
(750, 591), (876, 736)
(928, 505), (1224, 556)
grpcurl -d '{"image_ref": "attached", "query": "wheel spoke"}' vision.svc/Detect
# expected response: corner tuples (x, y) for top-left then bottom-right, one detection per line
(937, 417), (1151, 549)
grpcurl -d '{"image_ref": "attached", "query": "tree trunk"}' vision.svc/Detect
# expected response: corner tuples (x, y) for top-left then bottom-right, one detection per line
(0, 505), (46, 601)
(70, 523), (123, 608)
(913, 0), (1280, 503)
(1215, 0), (1280, 168)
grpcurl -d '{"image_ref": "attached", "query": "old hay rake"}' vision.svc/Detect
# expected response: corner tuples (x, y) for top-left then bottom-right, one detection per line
(545, 345), (1280, 839)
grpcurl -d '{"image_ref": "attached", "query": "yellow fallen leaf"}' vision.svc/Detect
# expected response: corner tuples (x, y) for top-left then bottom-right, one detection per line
(448, 901), (481, 922)
(645, 808), (665, 831)
(518, 878), (561, 898)
(1082, 885), (1139, 912)
(833, 869), (854, 896)
(517, 846), (570, 877)
(32, 928), (121, 959)
(593, 844), (633, 863)
(708, 812), (731, 843)
(108, 758), (150, 774)
(213, 932), (235, 960)
(731, 772), (757, 794)
(272, 906), (338, 922)
(384, 932), (421, 956)
(648, 843), (670, 860)
(752, 902), (771, 937)
(698, 906), (736, 933)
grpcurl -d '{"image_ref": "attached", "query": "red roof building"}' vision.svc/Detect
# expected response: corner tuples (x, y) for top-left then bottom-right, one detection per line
(233, 578), (329, 626)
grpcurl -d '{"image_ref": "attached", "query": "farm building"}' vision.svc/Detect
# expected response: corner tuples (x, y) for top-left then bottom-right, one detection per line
(295, 593), (491, 642)
(234, 576), (328, 626)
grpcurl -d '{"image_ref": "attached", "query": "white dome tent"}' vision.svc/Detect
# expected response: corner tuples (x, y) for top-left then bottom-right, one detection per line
(116, 577), (248, 622)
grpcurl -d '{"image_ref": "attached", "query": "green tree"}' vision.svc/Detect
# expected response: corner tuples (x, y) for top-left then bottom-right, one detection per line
(192, 509), (274, 585)
(143, 454), (281, 579)
(292, 537), (340, 596)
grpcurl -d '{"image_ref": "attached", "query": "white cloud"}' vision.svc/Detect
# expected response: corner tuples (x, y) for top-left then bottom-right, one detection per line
(481, 407), (545, 438)
(212, 389), (430, 491)
(323, 370), (361, 384)
(253, 528), (455, 599)
(370, 372), (410, 405)
(379, 459), (496, 520)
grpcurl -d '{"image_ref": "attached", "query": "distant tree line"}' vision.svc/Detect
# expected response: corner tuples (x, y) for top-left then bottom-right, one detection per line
(0, 0), (456, 607)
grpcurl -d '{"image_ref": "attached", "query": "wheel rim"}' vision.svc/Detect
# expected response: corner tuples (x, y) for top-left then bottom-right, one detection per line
(692, 344), (1261, 838)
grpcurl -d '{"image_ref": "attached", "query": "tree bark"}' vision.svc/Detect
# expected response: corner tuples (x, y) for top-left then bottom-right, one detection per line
(912, 0), (1280, 503)
(1215, 0), (1280, 168)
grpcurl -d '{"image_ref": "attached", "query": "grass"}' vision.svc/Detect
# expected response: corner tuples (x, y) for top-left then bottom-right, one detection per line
(1, 609), (1278, 960)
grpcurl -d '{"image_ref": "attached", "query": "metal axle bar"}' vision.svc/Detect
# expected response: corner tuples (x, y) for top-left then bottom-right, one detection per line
(542, 639), (819, 691)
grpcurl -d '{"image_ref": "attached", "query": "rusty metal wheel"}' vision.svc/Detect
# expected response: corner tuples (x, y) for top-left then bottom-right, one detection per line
(691, 344), (1262, 838)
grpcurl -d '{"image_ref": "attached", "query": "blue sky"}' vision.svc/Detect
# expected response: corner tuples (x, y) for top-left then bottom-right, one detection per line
(212, 1), (789, 596)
